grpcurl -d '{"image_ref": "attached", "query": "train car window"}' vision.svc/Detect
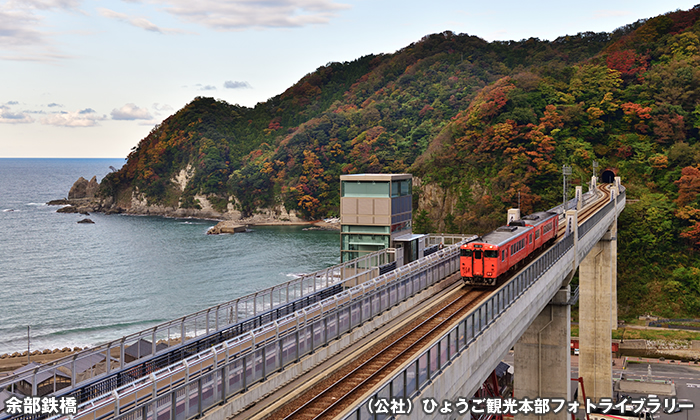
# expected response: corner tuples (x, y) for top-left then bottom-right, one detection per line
(474, 250), (482, 259)
(535, 230), (540, 239)
(461, 249), (472, 257)
(529, 234), (532, 243)
(501, 250), (505, 261)
(484, 250), (498, 258)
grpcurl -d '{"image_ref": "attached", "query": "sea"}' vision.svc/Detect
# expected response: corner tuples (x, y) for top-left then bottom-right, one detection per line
(0, 158), (340, 355)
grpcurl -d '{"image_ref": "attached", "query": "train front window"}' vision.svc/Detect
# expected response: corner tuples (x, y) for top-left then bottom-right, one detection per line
(461, 249), (472, 257)
(484, 250), (498, 258)
(474, 250), (482, 259)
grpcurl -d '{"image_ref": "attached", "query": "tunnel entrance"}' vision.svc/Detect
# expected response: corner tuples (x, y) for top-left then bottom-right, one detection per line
(601, 170), (615, 183)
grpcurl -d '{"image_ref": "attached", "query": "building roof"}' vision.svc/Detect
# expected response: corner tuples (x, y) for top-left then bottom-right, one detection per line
(0, 389), (24, 411)
(14, 362), (70, 384)
(340, 173), (412, 182)
(393, 233), (427, 242)
(72, 353), (107, 374)
(125, 339), (168, 359)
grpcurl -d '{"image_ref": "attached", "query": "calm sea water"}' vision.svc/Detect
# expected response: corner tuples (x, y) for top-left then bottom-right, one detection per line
(0, 159), (340, 355)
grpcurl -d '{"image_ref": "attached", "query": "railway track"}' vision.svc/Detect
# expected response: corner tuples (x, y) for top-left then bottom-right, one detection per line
(269, 287), (491, 420)
(557, 184), (611, 238)
(266, 184), (614, 420)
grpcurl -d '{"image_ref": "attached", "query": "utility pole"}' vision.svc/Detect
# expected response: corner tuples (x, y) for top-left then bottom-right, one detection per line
(562, 165), (572, 210)
(27, 326), (30, 363)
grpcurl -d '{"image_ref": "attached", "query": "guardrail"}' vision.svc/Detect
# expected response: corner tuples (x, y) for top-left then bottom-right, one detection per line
(579, 189), (624, 239)
(343, 234), (576, 420)
(49, 238), (474, 420)
(0, 246), (400, 414)
(343, 185), (626, 420)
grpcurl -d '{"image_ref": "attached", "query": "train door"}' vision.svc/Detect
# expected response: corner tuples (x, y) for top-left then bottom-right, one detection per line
(472, 246), (484, 277)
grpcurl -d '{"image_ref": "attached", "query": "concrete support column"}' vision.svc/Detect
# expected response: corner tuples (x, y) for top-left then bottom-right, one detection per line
(611, 218), (617, 330)
(514, 286), (571, 420)
(578, 221), (616, 402)
(611, 177), (621, 329)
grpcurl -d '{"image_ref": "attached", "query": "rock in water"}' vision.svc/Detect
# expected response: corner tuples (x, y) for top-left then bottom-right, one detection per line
(207, 221), (247, 234)
(77, 218), (95, 224)
(68, 176), (99, 199)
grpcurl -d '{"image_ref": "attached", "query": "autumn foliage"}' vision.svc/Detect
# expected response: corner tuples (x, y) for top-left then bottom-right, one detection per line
(99, 6), (700, 316)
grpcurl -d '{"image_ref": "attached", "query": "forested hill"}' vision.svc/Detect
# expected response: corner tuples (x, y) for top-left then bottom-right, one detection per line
(100, 6), (700, 318)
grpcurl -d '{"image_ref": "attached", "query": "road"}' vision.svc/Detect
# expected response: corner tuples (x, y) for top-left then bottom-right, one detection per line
(500, 353), (700, 420)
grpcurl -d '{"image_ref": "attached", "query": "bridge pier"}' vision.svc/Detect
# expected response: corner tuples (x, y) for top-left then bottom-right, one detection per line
(578, 217), (617, 402)
(514, 285), (571, 420)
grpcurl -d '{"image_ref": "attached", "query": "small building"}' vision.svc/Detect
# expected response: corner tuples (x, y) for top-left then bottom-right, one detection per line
(0, 389), (24, 412)
(56, 352), (119, 385)
(12, 362), (71, 396)
(124, 339), (168, 363)
(340, 173), (424, 262)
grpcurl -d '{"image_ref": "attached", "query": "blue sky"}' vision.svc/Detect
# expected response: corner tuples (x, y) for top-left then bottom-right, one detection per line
(1, 0), (697, 158)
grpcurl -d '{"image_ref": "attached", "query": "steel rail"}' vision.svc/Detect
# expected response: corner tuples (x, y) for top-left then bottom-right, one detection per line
(281, 288), (489, 420)
(285, 184), (615, 419)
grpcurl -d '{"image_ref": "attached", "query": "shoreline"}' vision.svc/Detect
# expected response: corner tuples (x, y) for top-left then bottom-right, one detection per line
(47, 198), (341, 231)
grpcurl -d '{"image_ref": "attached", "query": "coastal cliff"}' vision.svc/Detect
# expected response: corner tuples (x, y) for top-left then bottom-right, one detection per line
(53, 175), (323, 229)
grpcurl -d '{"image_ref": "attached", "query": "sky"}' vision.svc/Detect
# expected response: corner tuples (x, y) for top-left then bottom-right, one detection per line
(1, 1), (698, 158)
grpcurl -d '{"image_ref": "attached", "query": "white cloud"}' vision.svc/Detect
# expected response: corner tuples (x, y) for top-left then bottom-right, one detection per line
(99, 8), (185, 34)
(0, 0), (81, 61)
(0, 8), (45, 47)
(156, 0), (351, 30)
(152, 103), (174, 112)
(41, 109), (107, 127)
(224, 80), (252, 89)
(0, 106), (34, 124)
(21, 0), (81, 10)
(111, 103), (154, 120)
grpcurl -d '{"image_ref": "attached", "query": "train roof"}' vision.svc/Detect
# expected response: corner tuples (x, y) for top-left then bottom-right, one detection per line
(519, 211), (558, 227)
(476, 224), (532, 247)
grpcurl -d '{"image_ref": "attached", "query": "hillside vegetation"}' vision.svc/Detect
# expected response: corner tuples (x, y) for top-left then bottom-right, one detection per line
(100, 6), (700, 318)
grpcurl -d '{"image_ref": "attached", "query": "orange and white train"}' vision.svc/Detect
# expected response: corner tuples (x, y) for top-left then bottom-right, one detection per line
(460, 211), (559, 286)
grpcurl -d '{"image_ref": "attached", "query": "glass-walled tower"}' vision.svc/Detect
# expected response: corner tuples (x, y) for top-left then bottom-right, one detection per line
(340, 173), (413, 262)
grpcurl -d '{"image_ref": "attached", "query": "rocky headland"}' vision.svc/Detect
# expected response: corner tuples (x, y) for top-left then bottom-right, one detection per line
(50, 176), (340, 233)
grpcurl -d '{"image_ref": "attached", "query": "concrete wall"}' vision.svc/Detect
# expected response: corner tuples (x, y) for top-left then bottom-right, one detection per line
(514, 287), (571, 420)
(619, 339), (647, 350)
(616, 380), (676, 396)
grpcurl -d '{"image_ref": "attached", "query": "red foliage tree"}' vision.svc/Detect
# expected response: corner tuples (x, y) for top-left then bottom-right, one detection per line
(675, 166), (700, 207)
